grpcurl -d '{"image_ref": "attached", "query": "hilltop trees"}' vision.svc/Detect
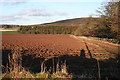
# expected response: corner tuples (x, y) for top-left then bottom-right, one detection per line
(74, 0), (119, 41)
(96, 0), (119, 39)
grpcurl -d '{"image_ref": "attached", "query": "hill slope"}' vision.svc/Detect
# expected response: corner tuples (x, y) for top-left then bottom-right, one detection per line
(42, 17), (100, 26)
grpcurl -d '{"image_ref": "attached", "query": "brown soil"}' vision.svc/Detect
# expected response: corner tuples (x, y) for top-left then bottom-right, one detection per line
(2, 34), (117, 61)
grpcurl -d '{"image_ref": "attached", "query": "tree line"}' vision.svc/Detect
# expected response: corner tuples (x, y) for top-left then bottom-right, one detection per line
(18, 25), (78, 34)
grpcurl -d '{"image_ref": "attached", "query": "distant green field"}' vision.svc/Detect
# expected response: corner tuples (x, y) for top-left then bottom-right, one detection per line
(5, 27), (19, 30)
(1, 31), (21, 34)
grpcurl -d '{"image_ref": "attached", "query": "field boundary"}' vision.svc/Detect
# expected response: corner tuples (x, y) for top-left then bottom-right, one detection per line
(70, 35), (120, 47)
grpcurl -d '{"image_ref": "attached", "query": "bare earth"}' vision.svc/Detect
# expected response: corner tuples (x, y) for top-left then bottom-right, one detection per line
(0, 28), (17, 31)
(2, 34), (118, 60)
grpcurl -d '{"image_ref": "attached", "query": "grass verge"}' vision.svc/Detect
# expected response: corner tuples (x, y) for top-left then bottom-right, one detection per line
(1, 31), (21, 34)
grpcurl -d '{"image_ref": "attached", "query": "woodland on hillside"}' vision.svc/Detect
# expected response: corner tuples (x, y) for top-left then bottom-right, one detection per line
(75, 1), (119, 40)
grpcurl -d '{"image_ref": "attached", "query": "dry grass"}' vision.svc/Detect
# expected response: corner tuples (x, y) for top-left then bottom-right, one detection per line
(2, 49), (72, 79)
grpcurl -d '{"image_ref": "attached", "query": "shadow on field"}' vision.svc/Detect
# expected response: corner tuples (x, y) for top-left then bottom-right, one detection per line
(84, 40), (92, 58)
(2, 50), (11, 73)
(2, 49), (120, 80)
(44, 50), (98, 78)
(44, 53), (119, 80)
(2, 49), (44, 73)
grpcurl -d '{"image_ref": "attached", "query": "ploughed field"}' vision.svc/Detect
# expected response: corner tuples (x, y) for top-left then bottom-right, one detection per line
(2, 34), (86, 58)
(2, 34), (117, 61)
(2, 34), (119, 79)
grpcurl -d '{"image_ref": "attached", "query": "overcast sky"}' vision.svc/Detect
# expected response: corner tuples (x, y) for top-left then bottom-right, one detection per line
(0, 0), (107, 25)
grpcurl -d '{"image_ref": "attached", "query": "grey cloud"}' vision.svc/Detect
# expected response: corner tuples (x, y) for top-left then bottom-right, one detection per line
(15, 11), (27, 16)
(55, 12), (68, 16)
(1, 16), (23, 22)
(28, 8), (68, 17)
(29, 12), (53, 16)
(28, 8), (53, 16)
(15, 8), (53, 17)
(29, 8), (45, 12)
(0, 13), (26, 22)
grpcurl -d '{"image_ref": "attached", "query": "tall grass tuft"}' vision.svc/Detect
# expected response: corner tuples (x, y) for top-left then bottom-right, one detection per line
(2, 49), (34, 78)
(2, 49), (72, 79)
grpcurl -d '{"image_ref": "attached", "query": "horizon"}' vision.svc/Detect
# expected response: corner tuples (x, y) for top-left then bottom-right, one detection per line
(0, 0), (104, 25)
(0, 16), (100, 26)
